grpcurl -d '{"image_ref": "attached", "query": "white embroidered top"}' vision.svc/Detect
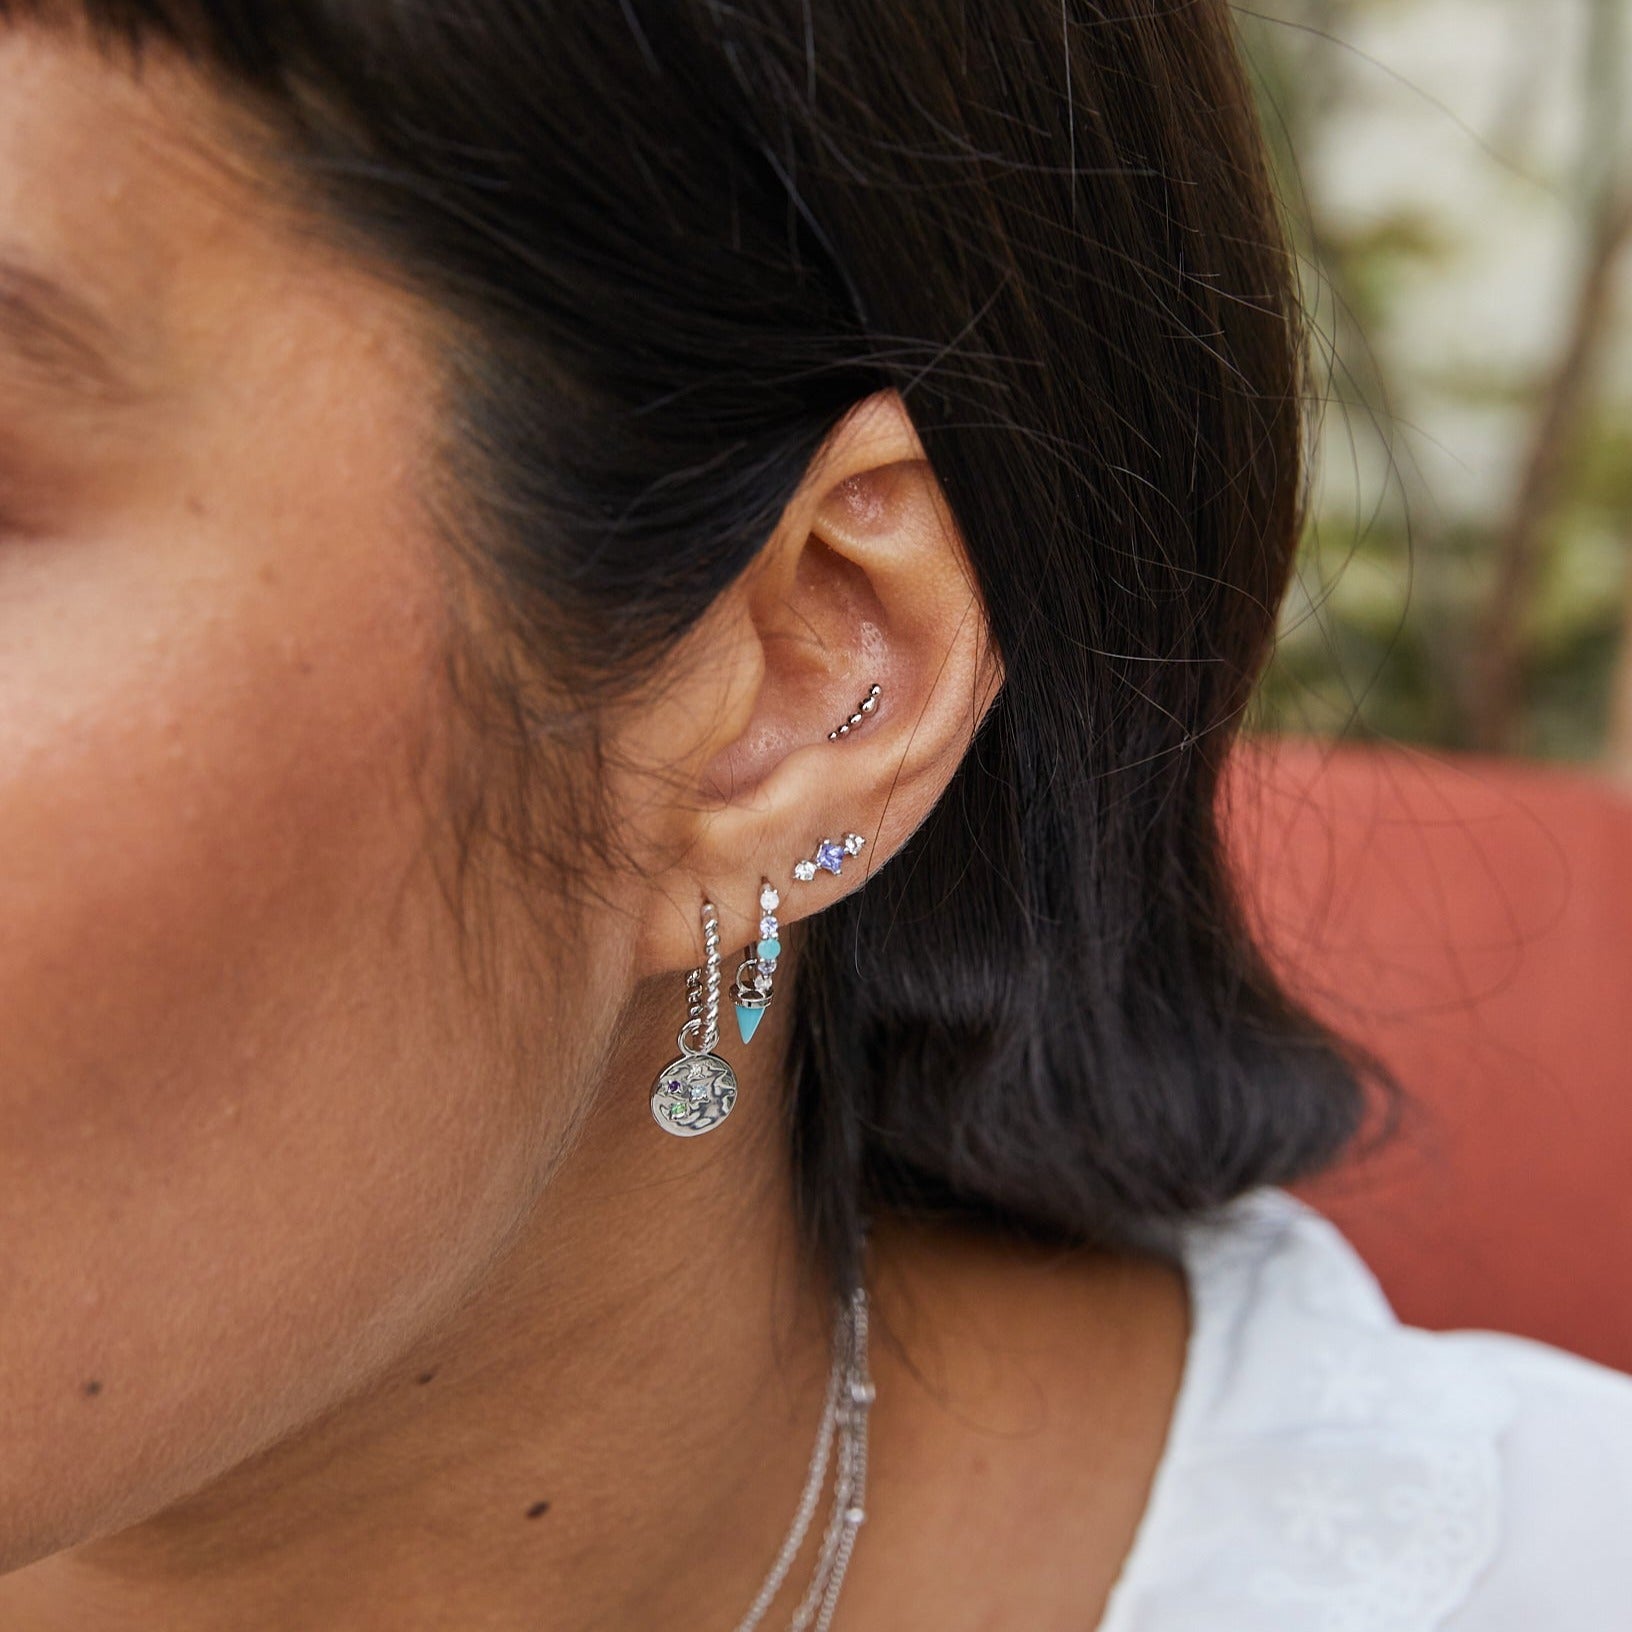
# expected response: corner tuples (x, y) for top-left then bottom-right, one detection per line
(1096, 1186), (1632, 1631)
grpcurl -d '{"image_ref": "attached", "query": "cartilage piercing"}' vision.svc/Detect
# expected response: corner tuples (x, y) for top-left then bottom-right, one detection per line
(827, 683), (882, 741)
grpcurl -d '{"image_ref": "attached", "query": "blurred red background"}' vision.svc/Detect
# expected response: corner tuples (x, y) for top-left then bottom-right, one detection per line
(1224, 733), (1632, 1373)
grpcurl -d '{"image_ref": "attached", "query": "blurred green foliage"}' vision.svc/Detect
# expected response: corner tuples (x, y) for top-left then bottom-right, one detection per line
(1237, 0), (1632, 767)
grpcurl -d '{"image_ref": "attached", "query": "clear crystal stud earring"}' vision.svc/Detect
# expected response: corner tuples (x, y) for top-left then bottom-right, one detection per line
(732, 878), (780, 1044)
(792, 831), (866, 884)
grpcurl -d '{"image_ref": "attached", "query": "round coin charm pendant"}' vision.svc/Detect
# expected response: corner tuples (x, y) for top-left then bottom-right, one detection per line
(651, 1049), (738, 1137)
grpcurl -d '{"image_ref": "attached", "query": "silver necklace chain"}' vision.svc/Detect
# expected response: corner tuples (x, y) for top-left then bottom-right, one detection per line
(732, 1284), (874, 1632)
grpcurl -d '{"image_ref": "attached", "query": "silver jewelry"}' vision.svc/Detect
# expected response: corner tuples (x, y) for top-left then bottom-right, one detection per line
(650, 900), (739, 1136)
(827, 683), (882, 741)
(733, 1282), (874, 1632)
(791, 832), (866, 885)
(733, 879), (780, 1044)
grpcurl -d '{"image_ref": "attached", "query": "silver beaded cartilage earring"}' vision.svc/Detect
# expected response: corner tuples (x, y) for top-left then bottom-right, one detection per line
(792, 831), (866, 883)
(650, 899), (739, 1137)
(827, 682), (882, 741)
(732, 879), (780, 1045)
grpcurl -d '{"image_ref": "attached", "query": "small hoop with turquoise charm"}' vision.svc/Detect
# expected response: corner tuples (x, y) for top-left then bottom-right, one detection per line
(733, 878), (781, 1044)
(650, 900), (740, 1138)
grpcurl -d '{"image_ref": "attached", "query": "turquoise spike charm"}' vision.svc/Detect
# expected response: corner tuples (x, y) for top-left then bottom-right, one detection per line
(732, 878), (780, 1044)
(735, 1000), (769, 1044)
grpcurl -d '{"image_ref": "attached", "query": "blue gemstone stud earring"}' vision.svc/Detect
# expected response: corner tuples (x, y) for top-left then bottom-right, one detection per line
(732, 879), (780, 1044)
(792, 831), (866, 884)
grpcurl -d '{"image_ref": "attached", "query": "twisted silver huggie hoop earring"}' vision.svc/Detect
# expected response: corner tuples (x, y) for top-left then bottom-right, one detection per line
(650, 899), (739, 1137)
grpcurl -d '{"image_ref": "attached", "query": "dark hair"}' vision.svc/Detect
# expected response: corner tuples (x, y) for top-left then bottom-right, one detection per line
(9, 0), (1401, 1291)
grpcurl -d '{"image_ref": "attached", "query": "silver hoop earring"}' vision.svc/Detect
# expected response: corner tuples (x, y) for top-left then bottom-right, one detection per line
(650, 899), (739, 1138)
(732, 879), (780, 1044)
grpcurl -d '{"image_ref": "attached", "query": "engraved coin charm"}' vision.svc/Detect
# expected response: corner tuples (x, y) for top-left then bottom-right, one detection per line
(650, 1045), (739, 1137)
(650, 899), (738, 1137)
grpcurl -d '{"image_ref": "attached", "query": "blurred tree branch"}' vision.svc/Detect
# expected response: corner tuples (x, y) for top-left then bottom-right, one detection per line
(1610, 593), (1632, 782)
(1469, 200), (1632, 751)
(1468, 0), (1631, 754)
(1245, 0), (1632, 763)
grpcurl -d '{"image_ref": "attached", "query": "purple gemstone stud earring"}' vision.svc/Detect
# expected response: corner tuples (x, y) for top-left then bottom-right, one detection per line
(792, 832), (866, 884)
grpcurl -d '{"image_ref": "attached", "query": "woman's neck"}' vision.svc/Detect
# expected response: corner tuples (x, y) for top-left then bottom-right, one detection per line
(0, 985), (1190, 1632)
(0, 991), (849, 1631)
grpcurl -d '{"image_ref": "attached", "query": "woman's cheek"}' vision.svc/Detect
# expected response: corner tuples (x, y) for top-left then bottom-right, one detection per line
(0, 485), (514, 1564)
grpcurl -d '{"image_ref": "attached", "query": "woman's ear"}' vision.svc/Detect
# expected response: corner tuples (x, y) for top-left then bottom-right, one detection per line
(612, 388), (1002, 978)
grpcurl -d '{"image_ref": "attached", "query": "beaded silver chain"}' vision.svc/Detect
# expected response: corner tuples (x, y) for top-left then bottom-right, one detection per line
(732, 1284), (874, 1632)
